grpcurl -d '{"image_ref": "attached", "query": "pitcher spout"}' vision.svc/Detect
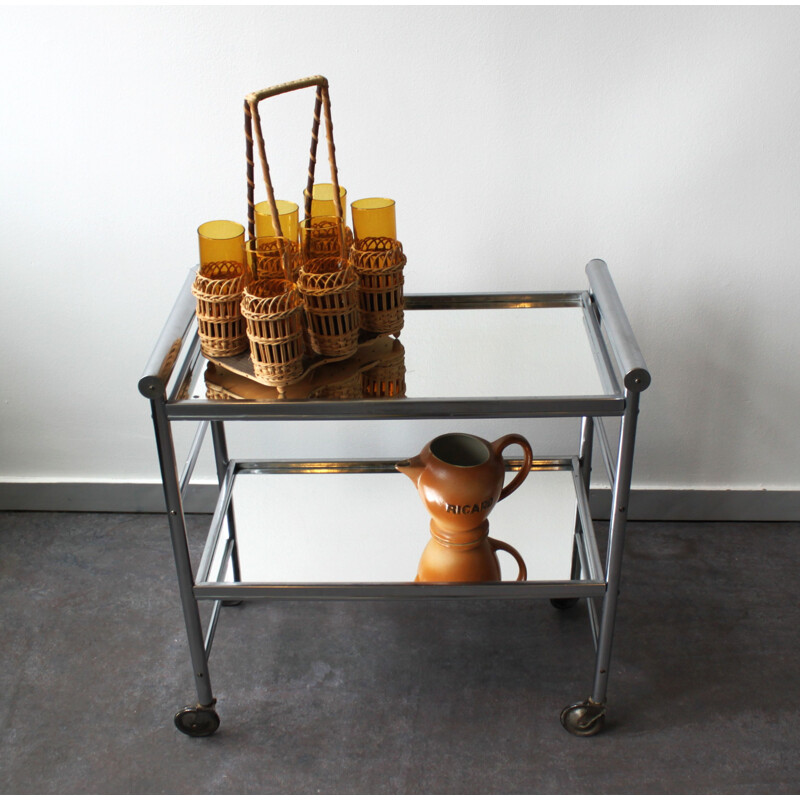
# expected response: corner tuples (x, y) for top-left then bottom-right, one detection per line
(395, 455), (424, 486)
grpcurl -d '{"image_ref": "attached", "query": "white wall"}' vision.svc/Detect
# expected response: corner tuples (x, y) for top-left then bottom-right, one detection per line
(1, 5), (798, 496)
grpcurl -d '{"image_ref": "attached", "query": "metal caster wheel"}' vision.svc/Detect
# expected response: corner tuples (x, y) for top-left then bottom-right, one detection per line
(550, 597), (579, 610)
(560, 699), (606, 737)
(174, 704), (220, 737)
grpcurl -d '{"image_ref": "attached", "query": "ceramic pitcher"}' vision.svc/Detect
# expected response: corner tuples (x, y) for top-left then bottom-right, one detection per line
(396, 432), (532, 582)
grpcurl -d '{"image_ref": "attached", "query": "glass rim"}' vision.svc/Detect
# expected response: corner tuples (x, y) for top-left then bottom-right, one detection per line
(197, 220), (245, 240)
(311, 183), (347, 201)
(351, 197), (396, 211)
(254, 199), (299, 215)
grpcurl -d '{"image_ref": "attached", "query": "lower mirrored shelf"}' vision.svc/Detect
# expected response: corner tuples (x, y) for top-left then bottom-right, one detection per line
(195, 459), (606, 599)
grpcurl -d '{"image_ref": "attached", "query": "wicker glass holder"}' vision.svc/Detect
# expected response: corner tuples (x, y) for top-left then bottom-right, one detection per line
(240, 278), (306, 386)
(300, 216), (347, 260)
(350, 237), (406, 335)
(297, 259), (360, 358)
(245, 236), (301, 283)
(191, 262), (248, 358)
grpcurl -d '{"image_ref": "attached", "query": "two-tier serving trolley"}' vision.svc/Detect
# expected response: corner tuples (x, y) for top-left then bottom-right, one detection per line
(139, 257), (650, 737)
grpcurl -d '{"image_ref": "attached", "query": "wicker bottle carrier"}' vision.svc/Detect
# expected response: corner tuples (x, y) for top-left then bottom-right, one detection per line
(297, 258), (360, 358)
(240, 278), (306, 386)
(191, 261), (248, 357)
(350, 237), (406, 335)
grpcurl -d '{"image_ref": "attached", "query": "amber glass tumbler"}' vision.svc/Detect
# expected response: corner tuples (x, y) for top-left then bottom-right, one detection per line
(245, 235), (300, 282)
(300, 215), (346, 259)
(351, 197), (396, 242)
(310, 183), (347, 219)
(197, 220), (245, 274)
(254, 200), (299, 242)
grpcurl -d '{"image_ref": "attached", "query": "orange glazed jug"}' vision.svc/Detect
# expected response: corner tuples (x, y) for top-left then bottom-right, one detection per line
(396, 432), (532, 582)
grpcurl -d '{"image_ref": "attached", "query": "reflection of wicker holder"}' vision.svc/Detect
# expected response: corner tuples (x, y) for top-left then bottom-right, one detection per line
(192, 262), (248, 357)
(309, 371), (363, 400)
(362, 340), (406, 398)
(206, 382), (234, 401)
(350, 238), (406, 335)
(245, 238), (301, 282)
(297, 259), (360, 358)
(240, 279), (306, 386)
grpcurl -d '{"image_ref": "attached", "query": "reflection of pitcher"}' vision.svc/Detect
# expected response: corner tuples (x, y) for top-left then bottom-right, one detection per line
(396, 433), (533, 582)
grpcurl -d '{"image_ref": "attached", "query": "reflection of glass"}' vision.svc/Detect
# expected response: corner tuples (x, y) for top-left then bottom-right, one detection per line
(310, 183), (347, 219)
(197, 220), (245, 273)
(351, 197), (396, 242)
(254, 200), (299, 242)
(300, 215), (346, 259)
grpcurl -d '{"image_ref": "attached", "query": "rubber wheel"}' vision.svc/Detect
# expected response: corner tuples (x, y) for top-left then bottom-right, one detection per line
(174, 705), (220, 737)
(560, 700), (606, 737)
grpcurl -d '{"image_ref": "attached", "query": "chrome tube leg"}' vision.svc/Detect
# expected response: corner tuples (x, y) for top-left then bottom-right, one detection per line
(210, 421), (242, 584)
(575, 414), (594, 579)
(150, 397), (216, 716)
(579, 416), (594, 492)
(561, 394), (639, 736)
(593, 392), (639, 701)
(552, 417), (594, 610)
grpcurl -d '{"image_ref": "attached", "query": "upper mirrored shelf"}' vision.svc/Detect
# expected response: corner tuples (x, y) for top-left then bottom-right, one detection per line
(181, 295), (620, 409)
(403, 305), (609, 399)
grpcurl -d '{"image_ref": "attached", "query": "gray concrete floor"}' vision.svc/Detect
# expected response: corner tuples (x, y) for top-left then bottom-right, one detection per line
(0, 511), (798, 794)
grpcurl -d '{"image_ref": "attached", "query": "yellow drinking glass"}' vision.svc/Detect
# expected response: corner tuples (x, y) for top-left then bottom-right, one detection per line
(351, 197), (397, 242)
(197, 220), (245, 275)
(310, 183), (347, 219)
(254, 200), (299, 242)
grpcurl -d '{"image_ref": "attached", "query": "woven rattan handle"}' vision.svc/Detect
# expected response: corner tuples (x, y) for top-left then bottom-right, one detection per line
(244, 75), (344, 247)
(247, 75), (328, 103)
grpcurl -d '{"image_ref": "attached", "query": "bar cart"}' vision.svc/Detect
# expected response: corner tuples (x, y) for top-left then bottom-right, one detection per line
(138, 257), (650, 737)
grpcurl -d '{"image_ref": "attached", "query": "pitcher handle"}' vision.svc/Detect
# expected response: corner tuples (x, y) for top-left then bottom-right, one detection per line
(492, 433), (533, 502)
(490, 537), (527, 581)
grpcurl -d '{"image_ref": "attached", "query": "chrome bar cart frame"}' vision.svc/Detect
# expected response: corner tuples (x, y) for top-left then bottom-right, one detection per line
(138, 259), (650, 737)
